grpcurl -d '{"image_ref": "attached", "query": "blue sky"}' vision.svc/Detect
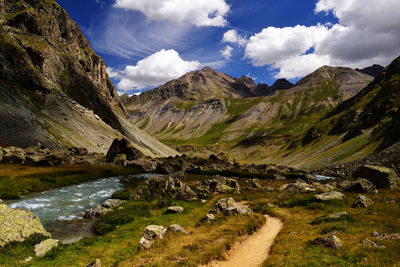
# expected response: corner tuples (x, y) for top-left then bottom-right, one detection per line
(56, 0), (400, 95)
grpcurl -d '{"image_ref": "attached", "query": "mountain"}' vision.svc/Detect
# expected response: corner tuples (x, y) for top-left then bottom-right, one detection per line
(270, 78), (293, 91)
(356, 64), (384, 77)
(0, 0), (176, 157)
(125, 65), (374, 165)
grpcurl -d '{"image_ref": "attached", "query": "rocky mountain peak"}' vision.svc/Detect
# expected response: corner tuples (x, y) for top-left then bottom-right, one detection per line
(270, 78), (293, 91)
(356, 64), (384, 78)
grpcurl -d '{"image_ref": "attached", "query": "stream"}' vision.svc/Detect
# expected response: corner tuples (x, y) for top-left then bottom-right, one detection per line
(6, 173), (158, 244)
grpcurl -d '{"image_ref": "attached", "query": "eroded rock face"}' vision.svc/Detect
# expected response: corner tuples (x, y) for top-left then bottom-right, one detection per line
(311, 234), (342, 249)
(131, 176), (197, 202)
(0, 204), (50, 247)
(352, 195), (374, 208)
(353, 165), (400, 190)
(34, 239), (59, 257)
(139, 225), (168, 250)
(106, 138), (145, 162)
(314, 191), (345, 201)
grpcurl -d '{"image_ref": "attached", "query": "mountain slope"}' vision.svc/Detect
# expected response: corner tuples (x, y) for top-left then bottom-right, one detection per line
(125, 65), (374, 163)
(0, 0), (176, 157)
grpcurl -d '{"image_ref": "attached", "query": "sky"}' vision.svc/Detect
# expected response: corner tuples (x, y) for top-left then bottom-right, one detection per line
(56, 0), (400, 95)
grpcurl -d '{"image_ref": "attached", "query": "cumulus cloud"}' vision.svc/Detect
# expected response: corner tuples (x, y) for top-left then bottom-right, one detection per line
(114, 0), (230, 27)
(219, 46), (234, 60)
(222, 29), (247, 47)
(245, 0), (400, 79)
(106, 67), (121, 78)
(113, 49), (200, 92)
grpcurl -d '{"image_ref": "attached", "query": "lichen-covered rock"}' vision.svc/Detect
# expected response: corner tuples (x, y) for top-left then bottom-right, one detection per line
(361, 238), (385, 249)
(168, 224), (188, 234)
(311, 234), (342, 249)
(86, 259), (101, 267)
(197, 176), (240, 194)
(34, 239), (59, 257)
(314, 191), (344, 201)
(352, 195), (374, 208)
(166, 206), (184, 214)
(201, 213), (215, 222)
(131, 176), (197, 201)
(210, 198), (254, 216)
(139, 225), (168, 250)
(280, 181), (315, 194)
(312, 182), (336, 192)
(84, 205), (111, 219)
(0, 204), (50, 247)
(353, 165), (400, 190)
(343, 178), (378, 193)
(102, 199), (125, 209)
(371, 232), (400, 241)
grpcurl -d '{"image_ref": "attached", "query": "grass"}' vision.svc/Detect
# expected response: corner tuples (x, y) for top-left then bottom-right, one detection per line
(0, 164), (142, 199)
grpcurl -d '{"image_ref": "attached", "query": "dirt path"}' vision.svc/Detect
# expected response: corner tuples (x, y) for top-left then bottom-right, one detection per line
(206, 215), (283, 267)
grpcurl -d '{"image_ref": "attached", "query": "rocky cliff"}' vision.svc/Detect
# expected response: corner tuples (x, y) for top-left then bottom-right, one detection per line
(0, 0), (176, 157)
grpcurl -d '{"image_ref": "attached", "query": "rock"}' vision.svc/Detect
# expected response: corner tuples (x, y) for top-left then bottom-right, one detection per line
(314, 191), (345, 201)
(327, 211), (348, 219)
(21, 257), (33, 263)
(102, 199), (125, 209)
(200, 199), (208, 204)
(312, 182), (336, 192)
(273, 174), (286, 180)
(126, 159), (158, 172)
(0, 204), (50, 247)
(34, 239), (59, 257)
(131, 176), (197, 202)
(112, 153), (127, 165)
(84, 205), (111, 219)
(1, 154), (25, 164)
(352, 195), (374, 208)
(24, 156), (52, 166)
(353, 165), (400, 190)
(265, 186), (274, 192)
(251, 179), (262, 190)
(166, 206), (184, 214)
(371, 232), (400, 241)
(280, 181), (316, 194)
(139, 225), (168, 250)
(343, 178), (378, 193)
(201, 213), (216, 222)
(106, 138), (145, 162)
(168, 224), (188, 234)
(361, 238), (385, 249)
(86, 259), (102, 267)
(311, 234), (342, 249)
(210, 198), (254, 216)
(198, 176), (241, 194)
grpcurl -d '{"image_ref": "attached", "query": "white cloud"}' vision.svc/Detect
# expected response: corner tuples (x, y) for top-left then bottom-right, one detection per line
(222, 29), (247, 47)
(219, 46), (234, 60)
(106, 67), (121, 78)
(114, 49), (200, 91)
(244, 0), (400, 79)
(114, 0), (230, 27)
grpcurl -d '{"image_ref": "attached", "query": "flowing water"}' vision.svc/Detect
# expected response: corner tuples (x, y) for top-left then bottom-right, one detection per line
(6, 173), (157, 243)
(315, 175), (335, 181)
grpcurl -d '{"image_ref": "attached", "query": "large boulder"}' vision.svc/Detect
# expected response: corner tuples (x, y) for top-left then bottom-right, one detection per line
(131, 176), (197, 201)
(352, 195), (374, 208)
(0, 204), (50, 247)
(343, 178), (378, 193)
(168, 224), (188, 234)
(34, 239), (59, 257)
(210, 198), (254, 216)
(311, 233), (342, 249)
(84, 205), (111, 219)
(314, 191), (345, 201)
(312, 182), (336, 192)
(106, 138), (145, 162)
(353, 165), (400, 190)
(102, 199), (125, 209)
(280, 180), (316, 194)
(198, 176), (241, 194)
(139, 225), (168, 250)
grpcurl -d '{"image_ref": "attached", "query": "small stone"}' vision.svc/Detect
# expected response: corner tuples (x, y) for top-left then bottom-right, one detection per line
(361, 238), (385, 249)
(200, 199), (208, 204)
(166, 206), (184, 214)
(352, 195), (374, 208)
(168, 224), (188, 234)
(20, 257), (33, 263)
(139, 225), (168, 250)
(202, 213), (215, 222)
(311, 234), (342, 249)
(34, 239), (59, 257)
(327, 211), (347, 219)
(86, 259), (101, 267)
(251, 179), (262, 190)
(314, 191), (345, 201)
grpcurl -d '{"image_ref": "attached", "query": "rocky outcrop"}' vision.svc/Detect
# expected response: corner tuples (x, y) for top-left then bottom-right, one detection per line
(34, 239), (59, 257)
(311, 233), (342, 249)
(106, 138), (145, 162)
(138, 225), (168, 250)
(356, 64), (384, 78)
(0, 204), (50, 247)
(84, 199), (125, 218)
(168, 224), (188, 234)
(210, 198), (254, 216)
(280, 180), (316, 194)
(131, 176), (197, 202)
(371, 232), (400, 241)
(343, 178), (378, 193)
(361, 238), (385, 249)
(353, 165), (400, 190)
(197, 176), (240, 194)
(352, 195), (374, 208)
(270, 78), (293, 91)
(314, 191), (345, 201)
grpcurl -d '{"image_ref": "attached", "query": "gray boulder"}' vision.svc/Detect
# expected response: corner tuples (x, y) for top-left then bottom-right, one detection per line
(314, 191), (345, 201)
(352, 195), (374, 208)
(139, 225), (168, 250)
(311, 233), (342, 249)
(327, 211), (348, 219)
(353, 165), (400, 190)
(280, 181), (315, 194)
(198, 176), (241, 194)
(201, 213), (215, 222)
(84, 205), (111, 219)
(343, 178), (378, 193)
(102, 199), (125, 209)
(361, 238), (385, 249)
(168, 224), (188, 234)
(312, 182), (336, 192)
(34, 239), (59, 257)
(210, 198), (254, 216)
(0, 204), (51, 247)
(166, 206), (184, 214)
(371, 232), (400, 241)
